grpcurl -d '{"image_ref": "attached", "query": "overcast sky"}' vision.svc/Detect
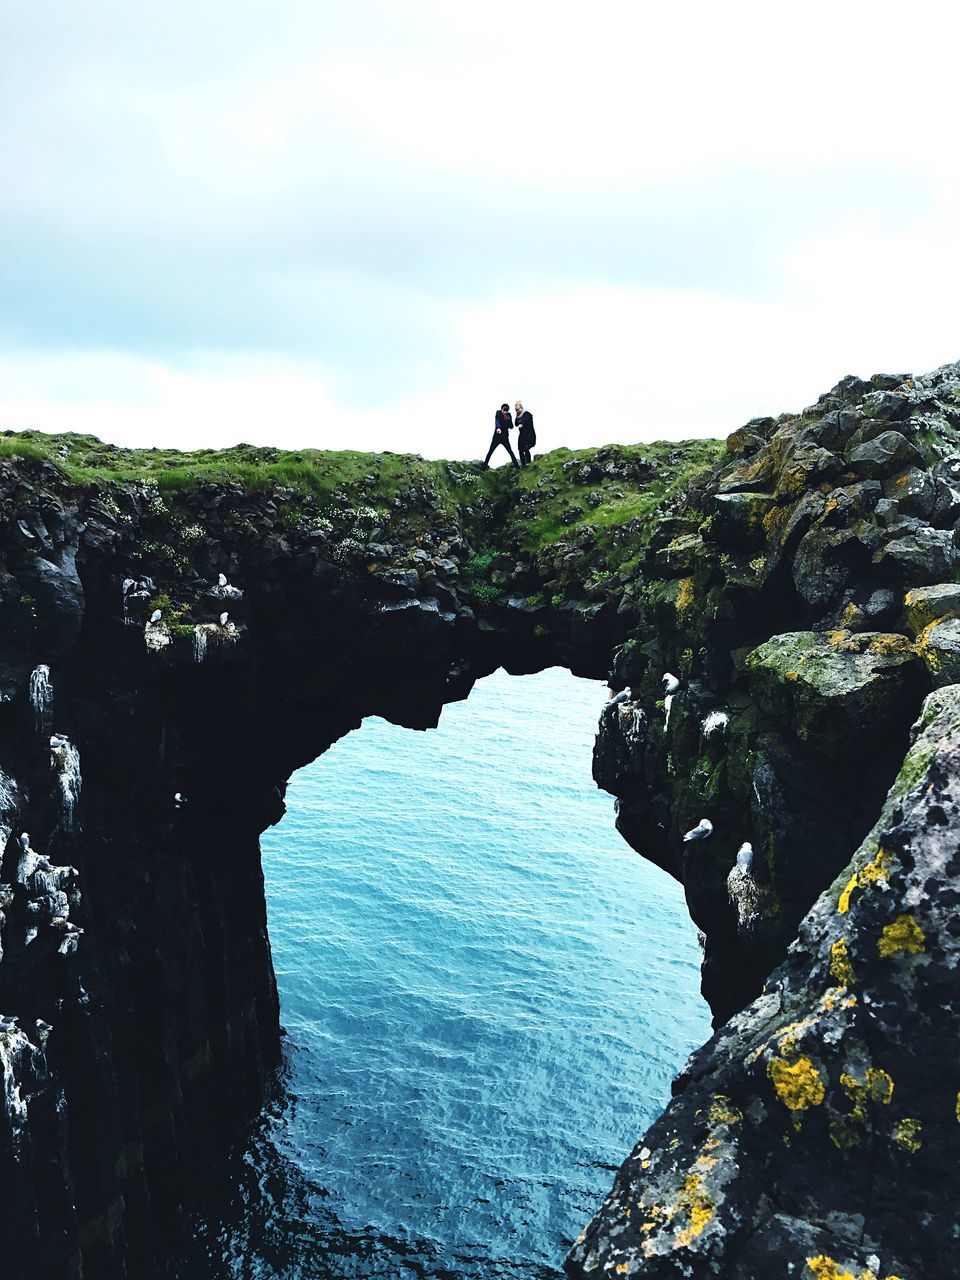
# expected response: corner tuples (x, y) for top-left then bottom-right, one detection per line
(1, 1), (958, 458)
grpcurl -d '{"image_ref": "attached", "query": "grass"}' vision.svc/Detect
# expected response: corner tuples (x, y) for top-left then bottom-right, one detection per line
(0, 427), (723, 562)
(498, 440), (723, 554)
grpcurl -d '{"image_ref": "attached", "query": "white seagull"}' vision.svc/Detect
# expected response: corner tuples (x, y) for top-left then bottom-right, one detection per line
(662, 672), (680, 695)
(150, 609), (162, 624)
(218, 573), (228, 588)
(608, 686), (633, 706)
(219, 611), (229, 626)
(683, 818), (714, 843)
(736, 841), (754, 874)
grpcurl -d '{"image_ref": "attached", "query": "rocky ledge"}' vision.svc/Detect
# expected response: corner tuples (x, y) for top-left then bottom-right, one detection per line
(0, 361), (958, 1278)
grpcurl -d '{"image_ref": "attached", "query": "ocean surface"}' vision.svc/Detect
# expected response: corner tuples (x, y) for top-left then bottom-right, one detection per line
(179, 667), (710, 1279)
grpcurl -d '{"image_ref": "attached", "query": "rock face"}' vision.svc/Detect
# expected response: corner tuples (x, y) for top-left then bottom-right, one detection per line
(1, 359), (960, 1278)
(567, 685), (960, 1280)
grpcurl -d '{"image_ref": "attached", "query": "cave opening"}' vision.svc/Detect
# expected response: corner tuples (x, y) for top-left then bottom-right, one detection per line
(174, 667), (710, 1279)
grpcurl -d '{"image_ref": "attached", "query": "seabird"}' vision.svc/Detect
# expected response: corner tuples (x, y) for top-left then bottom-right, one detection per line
(0, 1015), (18, 1032)
(219, 612), (229, 626)
(19, 832), (30, 850)
(150, 609), (162, 624)
(174, 792), (186, 808)
(218, 573), (228, 588)
(736, 841), (754, 875)
(662, 672), (680, 695)
(50, 733), (67, 749)
(683, 818), (714, 843)
(608, 686), (633, 706)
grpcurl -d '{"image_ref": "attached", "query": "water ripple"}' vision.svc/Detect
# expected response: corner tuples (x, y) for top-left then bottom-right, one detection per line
(173, 667), (710, 1278)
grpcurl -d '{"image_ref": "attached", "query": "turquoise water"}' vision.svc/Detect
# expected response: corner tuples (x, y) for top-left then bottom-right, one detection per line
(186, 667), (709, 1278)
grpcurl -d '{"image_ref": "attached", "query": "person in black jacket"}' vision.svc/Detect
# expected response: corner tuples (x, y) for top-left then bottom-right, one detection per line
(515, 401), (536, 466)
(483, 403), (519, 467)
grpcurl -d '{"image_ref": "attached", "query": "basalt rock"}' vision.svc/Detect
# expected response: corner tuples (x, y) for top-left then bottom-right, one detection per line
(2, 360), (960, 1279)
(567, 684), (960, 1280)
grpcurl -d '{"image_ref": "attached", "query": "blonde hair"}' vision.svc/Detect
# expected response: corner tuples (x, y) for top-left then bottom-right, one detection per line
(514, 400), (523, 412)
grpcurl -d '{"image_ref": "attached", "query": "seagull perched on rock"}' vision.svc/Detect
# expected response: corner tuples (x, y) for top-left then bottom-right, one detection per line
(662, 673), (680, 727)
(19, 832), (30, 851)
(50, 733), (68, 750)
(218, 573), (228, 588)
(150, 609), (162, 624)
(608, 686), (633, 706)
(736, 841), (754, 875)
(219, 611), (229, 626)
(0, 1014), (19, 1033)
(683, 818), (714, 843)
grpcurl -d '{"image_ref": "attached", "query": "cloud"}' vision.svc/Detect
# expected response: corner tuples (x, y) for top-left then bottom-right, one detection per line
(1, 280), (954, 459)
(0, 0), (958, 447)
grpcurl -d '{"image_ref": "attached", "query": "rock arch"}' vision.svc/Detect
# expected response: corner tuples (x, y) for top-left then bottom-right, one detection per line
(3, 361), (960, 1278)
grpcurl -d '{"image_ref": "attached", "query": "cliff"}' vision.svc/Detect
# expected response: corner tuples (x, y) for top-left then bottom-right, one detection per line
(0, 361), (958, 1278)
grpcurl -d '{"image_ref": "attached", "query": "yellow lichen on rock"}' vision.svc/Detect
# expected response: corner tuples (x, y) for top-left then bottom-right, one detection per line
(676, 577), (695, 615)
(892, 1117), (922, 1153)
(826, 629), (861, 653)
(867, 633), (912, 657)
(838, 847), (891, 914)
(866, 1068), (895, 1105)
(839, 1067), (895, 1131)
(914, 618), (943, 674)
(708, 1096), (743, 1127)
(805, 1255), (856, 1280)
(830, 938), (855, 986)
(768, 1054), (825, 1111)
(877, 914), (926, 958)
(805, 1255), (887, 1280)
(672, 1172), (714, 1248)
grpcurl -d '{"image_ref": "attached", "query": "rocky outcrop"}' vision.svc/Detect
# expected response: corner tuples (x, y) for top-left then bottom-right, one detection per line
(1, 359), (960, 1278)
(592, 361), (960, 1024)
(567, 684), (960, 1280)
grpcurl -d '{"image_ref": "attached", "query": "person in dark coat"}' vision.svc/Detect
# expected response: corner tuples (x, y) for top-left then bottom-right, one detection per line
(483, 403), (519, 467)
(515, 401), (536, 466)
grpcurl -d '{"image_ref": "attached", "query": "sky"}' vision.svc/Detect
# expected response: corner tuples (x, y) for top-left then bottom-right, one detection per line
(1, 0), (958, 459)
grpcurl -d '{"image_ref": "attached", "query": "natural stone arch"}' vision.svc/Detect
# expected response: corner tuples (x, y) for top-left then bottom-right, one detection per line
(3, 360), (960, 1279)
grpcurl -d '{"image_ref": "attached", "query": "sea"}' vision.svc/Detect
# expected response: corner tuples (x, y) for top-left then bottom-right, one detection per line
(176, 666), (710, 1279)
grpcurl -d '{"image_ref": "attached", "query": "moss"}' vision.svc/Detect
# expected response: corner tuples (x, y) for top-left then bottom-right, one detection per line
(471, 582), (499, 606)
(147, 592), (195, 638)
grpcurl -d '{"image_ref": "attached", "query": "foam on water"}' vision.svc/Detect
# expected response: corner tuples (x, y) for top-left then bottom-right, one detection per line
(179, 667), (710, 1278)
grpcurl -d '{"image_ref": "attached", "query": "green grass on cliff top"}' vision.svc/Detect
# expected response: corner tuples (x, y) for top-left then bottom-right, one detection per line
(0, 428), (722, 549)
